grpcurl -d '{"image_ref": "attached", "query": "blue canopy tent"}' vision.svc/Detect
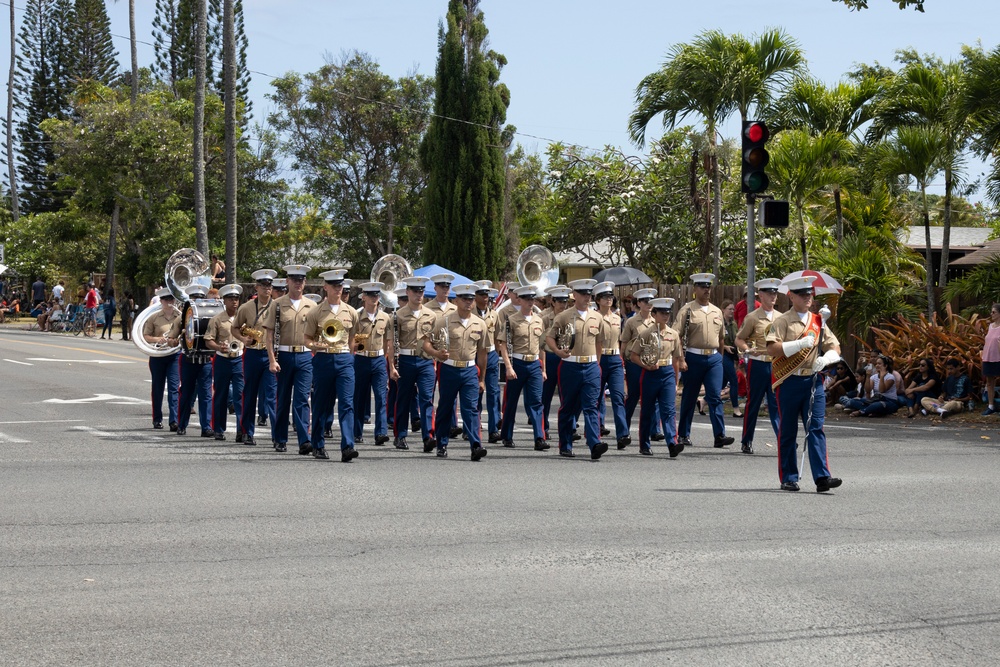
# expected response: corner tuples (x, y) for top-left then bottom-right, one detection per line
(412, 264), (475, 298)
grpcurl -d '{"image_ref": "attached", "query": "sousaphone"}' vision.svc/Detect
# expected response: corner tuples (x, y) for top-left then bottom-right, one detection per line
(131, 248), (214, 357)
(516, 245), (560, 294)
(370, 254), (413, 309)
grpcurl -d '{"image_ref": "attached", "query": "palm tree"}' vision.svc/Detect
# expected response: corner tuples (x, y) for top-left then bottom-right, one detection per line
(193, 0), (208, 255)
(766, 128), (853, 269)
(223, 0), (237, 283)
(962, 43), (1000, 206)
(770, 76), (880, 242)
(873, 124), (948, 316)
(868, 52), (969, 289)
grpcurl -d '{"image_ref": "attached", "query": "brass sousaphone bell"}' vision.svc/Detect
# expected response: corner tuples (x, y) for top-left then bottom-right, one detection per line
(371, 254), (413, 310)
(516, 245), (560, 294)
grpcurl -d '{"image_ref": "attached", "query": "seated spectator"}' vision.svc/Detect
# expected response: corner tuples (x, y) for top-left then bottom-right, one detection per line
(825, 362), (857, 406)
(920, 358), (971, 419)
(902, 359), (939, 418)
(36, 301), (55, 331)
(840, 355), (899, 417)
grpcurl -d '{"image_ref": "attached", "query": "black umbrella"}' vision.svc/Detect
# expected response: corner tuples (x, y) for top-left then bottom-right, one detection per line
(592, 266), (652, 285)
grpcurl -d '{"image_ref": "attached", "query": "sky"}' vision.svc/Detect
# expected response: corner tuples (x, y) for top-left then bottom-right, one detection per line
(5, 0), (1000, 198)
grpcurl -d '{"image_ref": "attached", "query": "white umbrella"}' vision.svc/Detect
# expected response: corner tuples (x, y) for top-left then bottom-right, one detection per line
(778, 270), (844, 295)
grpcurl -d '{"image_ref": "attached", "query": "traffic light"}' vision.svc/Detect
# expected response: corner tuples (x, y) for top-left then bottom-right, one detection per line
(759, 200), (789, 228)
(741, 120), (770, 194)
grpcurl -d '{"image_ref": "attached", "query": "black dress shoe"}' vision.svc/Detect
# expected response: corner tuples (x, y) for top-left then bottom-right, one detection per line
(257, 416), (267, 426)
(534, 438), (550, 451)
(639, 445), (653, 455)
(488, 432), (502, 443)
(714, 435), (735, 448)
(502, 439), (515, 448)
(228, 403), (235, 415)
(781, 481), (800, 492)
(176, 428), (186, 436)
(299, 443), (313, 456)
(235, 432), (244, 443)
(815, 477), (843, 493)
(437, 446), (448, 458)
(423, 438), (436, 453)
(153, 422), (163, 430)
(323, 428), (333, 439)
(449, 427), (463, 438)
(617, 436), (631, 450)
(471, 446), (488, 461)
(677, 435), (692, 447)
(668, 441), (684, 458)
(572, 432), (582, 441)
(274, 442), (287, 452)
(651, 433), (666, 441)
(600, 426), (610, 436)
(741, 442), (753, 454)
(214, 432), (225, 441)
(244, 436), (257, 447)
(559, 448), (575, 458)
(375, 435), (390, 446)
(342, 447), (359, 462)
(169, 422), (178, 432)
(201, 429), (214, 438)
(394, 438), (410, 450)
(313, 448), (329, 460)
(411, 419), (421, 432)
(591, 442), (609, 460)
(356, 437), (366, 445)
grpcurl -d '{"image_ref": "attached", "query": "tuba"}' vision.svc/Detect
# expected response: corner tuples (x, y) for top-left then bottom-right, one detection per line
(131, 248), (213, 357)
(516, 245), (560, 293)
(371, 254), (413, 310)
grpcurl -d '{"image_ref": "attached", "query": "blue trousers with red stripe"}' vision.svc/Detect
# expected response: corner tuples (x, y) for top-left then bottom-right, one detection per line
(242, 349), (275, 439)
(212, 356), (243, 435)
(639, 365), (676, 449)
(311, 352), (355, 451)
(542, 351), (560, 436)
(387, 377), (420, 429)
(394, 355), (435, 441)
(501, 357), (544, 441)
(149, 352), (179, 426)
(678, 352), (725, 439)
(741, 359), (779, 446)
(775, 373), (831, 484)
(354, 355), (388, 439)
(625, 360), (660, 437)
(435, 364), (481, 450)
(598, 354), (628, 439)
(178, 356), (212, 432)
(275, 350), (312, 446)
(478, 350), (502, 434)
(557, 360), (600, 451)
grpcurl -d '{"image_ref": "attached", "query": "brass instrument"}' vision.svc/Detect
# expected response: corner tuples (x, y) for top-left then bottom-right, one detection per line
(355, 333), (370, 351)
(555, 322), (576, 351)
(516, 245), (560, 293)
(639, 329), (662, 367)
(321, 315), (349, 348)
(371, 254), (413, 309)
(227, 339), (243, 355)
(240, 323), (264, 349)
(132, 248), (212, 357)
(430, 326), (449, 352)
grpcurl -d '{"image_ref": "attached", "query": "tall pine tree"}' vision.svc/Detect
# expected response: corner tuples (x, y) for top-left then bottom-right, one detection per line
(70, 0), (119, 86)
(420, 0), (511, 280)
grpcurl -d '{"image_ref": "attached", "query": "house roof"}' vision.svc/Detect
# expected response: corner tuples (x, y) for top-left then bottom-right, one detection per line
(900, 226), (992, 249)
(950, 238), (1000, 267)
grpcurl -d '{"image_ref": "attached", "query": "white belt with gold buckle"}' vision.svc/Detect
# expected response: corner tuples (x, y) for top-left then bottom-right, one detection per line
(686, 348), (718, 356)
(602, 348), (620, 356)
(356, 350), (385, 358)
(511, 353), (539, 362)
(443, 359), (476, 368)
(216, 351), (241, 359)
(277, 345), (308, 353)
(564, 355), (596, 363)
(398, 348), (419, 356)
(749, 354), (773, 362)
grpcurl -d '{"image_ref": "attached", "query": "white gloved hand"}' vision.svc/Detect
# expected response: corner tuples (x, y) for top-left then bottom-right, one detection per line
(781, 333), (816, 358)
(811, 349), (841, 374)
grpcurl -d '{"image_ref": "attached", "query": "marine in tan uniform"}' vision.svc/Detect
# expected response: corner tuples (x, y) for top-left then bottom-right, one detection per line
(422, 283), (489, 461)
(393, 276), (438, 450)
(766, 274), (842, 493)
(473, 280), (503, 442)
(674, 272), (734, 449)
(425, 272), (458, 317)
(232, 269), (277, 445)
(353, 281), (393, 446)
(628, 297), (684, 457)
(594, 281), (629, 447)
(204, 284), (244, 441)
(620, 287), (661, 442)
(303, 269), (359, 461)
(735, 277), (783, 454)
(143, 287), (181, 430)
(541, 285), (570, 438)
(497, 285), (549, 450)
(545, 279), (608, 459)
(260, 264), (316, 453)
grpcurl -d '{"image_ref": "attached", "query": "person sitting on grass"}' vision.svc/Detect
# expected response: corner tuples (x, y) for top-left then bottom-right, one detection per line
(902, 358), (939, 418)
(920, 358), (971, 419)
(841, 354), (899, 417)
(825, 361), (857, 406)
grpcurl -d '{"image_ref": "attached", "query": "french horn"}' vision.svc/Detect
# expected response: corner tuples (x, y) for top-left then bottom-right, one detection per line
(321, 316), (349, 348)
(516, 245), (560, 293)
(371, 254), (413, 310)
(639, 330), (662, 367)
(131, 248), (213, 357)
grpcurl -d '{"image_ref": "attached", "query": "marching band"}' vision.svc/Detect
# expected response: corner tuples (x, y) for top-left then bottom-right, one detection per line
(139, 249), (845, 491)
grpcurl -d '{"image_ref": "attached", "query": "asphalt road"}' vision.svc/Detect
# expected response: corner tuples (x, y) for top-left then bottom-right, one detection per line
(2, 328), (1000, 666)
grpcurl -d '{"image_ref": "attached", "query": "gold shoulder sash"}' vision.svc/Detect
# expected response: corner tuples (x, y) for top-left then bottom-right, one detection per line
(771, 312), (821, 390)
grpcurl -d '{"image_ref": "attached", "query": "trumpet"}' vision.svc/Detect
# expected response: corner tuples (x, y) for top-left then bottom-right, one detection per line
(355, 332), (370, 351)
(321, 315), (348, 348)
(240, 323), (264, 349)
(228, 339), (243, 355)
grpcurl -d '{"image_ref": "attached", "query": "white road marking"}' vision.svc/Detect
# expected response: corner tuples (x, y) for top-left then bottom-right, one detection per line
(27, 357), (134, 364)
(3, 358), (33, 365)
(0, 419), (85, 425)
(70, 425), (116, 437)
(71, 425), (164, 441)
(44, 393), (147, 405)
(0, 432), (30, 443)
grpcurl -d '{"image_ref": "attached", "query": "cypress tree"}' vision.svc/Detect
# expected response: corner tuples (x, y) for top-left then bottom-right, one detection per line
(70, 0), (119, 86)
(420, 0), (511, 280)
